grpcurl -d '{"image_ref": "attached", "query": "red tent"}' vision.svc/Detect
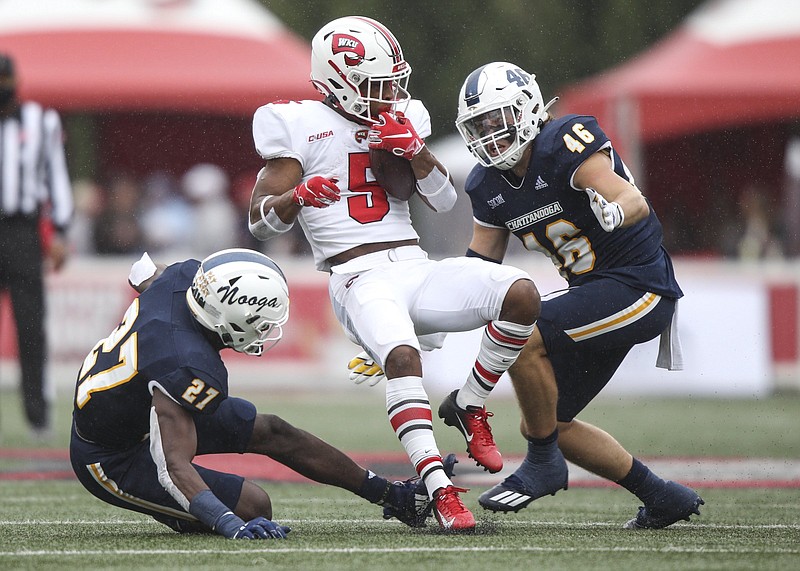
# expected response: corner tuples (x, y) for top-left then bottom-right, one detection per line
(559, 0), (800, 149)
(0, 0), (316, 114)
(0, 0), (317, 180)
(558, 0), (800, 255)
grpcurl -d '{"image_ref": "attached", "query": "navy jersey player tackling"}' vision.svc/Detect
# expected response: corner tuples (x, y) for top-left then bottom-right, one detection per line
(70, 248), (450, 539)
(455, 62), (704, 529)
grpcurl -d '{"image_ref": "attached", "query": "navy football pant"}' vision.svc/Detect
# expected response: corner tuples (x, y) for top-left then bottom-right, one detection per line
(535, 278), (677, 422)
(70, 397), (257, 529)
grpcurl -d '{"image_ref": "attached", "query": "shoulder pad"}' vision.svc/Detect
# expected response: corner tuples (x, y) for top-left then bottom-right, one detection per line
(464, 163), (489, 194)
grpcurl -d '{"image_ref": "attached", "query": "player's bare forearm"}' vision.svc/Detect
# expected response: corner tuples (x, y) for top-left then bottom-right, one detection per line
(152, 389), (208, 501)
(614, 185), (649, 226)
(248, 414), (365, 493)
(248, 158), (304, 226)
(469, 223), (509, 262)
(574, 151), (649, 226)
(410, 146), (449, 182)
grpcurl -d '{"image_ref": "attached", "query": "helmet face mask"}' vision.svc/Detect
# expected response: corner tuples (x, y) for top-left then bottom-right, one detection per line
(459, 106), (521, 167)
(311, 16), (411, 122)
(186, 249), (290, 356)
(456, 62), (547, 170)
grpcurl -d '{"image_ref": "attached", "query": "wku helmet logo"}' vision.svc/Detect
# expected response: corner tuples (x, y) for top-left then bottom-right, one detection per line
(332, 33), (366, 66)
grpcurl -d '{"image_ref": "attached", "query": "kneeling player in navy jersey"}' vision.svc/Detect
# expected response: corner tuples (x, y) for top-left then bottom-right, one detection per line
(70, 248), (448, 538)
(454, 62), (704, 529)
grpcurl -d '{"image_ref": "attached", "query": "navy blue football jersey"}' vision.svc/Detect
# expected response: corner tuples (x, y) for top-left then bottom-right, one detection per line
(466, 114), (682, 298)
(73, 260), (229, 449)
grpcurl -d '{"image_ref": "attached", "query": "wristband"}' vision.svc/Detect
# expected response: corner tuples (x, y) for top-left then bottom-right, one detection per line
(415, 165), (449, 196)
(249, 197), (294, 240)
(465, 248), (502, 264)
(415, 166), (456, 212)
(189, 490), (246, 538)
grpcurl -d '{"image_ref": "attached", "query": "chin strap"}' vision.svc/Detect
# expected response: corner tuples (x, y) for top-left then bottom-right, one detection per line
(543, 96), (559, 114)
(536, 96), (559, 132)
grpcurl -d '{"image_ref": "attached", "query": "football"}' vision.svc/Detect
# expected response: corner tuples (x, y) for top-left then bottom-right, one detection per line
(369, 147), (416, 201)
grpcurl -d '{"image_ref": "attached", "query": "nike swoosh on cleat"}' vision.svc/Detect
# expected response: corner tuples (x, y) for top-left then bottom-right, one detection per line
(440, 516), (455, 529)
(455, 416), (474, 442)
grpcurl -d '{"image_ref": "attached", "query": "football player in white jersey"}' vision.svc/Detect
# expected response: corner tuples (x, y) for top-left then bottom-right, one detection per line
(248, 16), (541, 531)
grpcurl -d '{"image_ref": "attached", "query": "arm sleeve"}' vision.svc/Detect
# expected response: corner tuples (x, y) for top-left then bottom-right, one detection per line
(42, 108), (73, 231)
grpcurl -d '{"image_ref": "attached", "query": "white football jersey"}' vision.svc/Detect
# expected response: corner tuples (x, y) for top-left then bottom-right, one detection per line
(253, 99), (432, 271)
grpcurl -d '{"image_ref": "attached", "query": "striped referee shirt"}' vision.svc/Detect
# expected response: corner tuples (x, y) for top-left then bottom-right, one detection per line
(0, 101), (73, 231)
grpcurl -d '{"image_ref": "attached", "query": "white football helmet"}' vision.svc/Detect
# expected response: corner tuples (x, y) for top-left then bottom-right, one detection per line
(456, 62), (555, 170)
(310, 16), (411, 123)
(186, 249), (289, 356)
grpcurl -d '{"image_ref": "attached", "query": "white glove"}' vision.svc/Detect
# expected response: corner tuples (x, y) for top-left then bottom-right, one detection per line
(585, 188), (624, 232)
(129, 252), (157, 287)
(348, 351), (386, 386)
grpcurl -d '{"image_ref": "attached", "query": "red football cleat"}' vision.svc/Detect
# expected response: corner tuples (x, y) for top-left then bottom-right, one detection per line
(438, 390), (503, 473)
(433, 486), (475, 531)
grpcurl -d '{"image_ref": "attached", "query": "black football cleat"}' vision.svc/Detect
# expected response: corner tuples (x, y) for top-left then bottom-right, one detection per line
(382, 453), (458, 527)
(623, 480), (704, 529)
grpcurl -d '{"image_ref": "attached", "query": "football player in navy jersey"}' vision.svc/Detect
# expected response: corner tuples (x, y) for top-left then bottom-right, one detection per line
(70, 248), (451, 539)
(454, 62), (704, 529)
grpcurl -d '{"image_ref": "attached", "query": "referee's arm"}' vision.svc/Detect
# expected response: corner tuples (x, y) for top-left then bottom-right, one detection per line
(42, 108), (73, 270)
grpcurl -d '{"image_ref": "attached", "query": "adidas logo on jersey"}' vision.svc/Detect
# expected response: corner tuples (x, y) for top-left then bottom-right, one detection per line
(534, 176), (548, 190)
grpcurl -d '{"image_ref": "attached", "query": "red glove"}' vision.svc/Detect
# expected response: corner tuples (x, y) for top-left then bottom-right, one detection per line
(292, 176), (340, 208)
(368, 111), (425, 160)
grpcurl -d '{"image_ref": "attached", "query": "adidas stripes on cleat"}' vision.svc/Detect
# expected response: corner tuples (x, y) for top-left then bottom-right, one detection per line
(478, 466), (568, 513)
(438, 390), (503, 473)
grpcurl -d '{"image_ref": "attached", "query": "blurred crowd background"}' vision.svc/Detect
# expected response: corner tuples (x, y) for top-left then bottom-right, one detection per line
(2, 0), (799, 434)
(40, 0), (789, 263)
(68, 164), (310, 261)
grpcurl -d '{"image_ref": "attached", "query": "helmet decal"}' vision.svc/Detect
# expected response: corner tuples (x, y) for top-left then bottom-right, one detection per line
(188, 271), (212, 309)
(310, 16), (411, 122)
(331, 33), (367, 66)
(353, 16), (402, 64)
(201, 249), (286, 282)
(185, 249), (290, 356)
(463, 65), (488, 107)
(216, 275), (285, 315)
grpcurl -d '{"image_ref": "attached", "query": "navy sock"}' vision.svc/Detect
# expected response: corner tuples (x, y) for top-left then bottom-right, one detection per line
(520, 429), (560, 467)
(528, 429), (559, 447)
(359, 470), (393, 505)
(509, 429), (568, 497)
(617, 458), (666, 504)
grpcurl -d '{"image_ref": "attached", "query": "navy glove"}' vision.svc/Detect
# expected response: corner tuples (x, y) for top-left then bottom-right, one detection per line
(233, 517), (291, 540)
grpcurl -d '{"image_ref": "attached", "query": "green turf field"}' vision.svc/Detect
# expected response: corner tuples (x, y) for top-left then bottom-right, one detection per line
(1, 389), (799, 570)
(1, 481), (798, 571)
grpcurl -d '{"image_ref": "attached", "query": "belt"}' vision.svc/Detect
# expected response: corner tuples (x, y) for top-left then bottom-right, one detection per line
(330, 245), (428, 275)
